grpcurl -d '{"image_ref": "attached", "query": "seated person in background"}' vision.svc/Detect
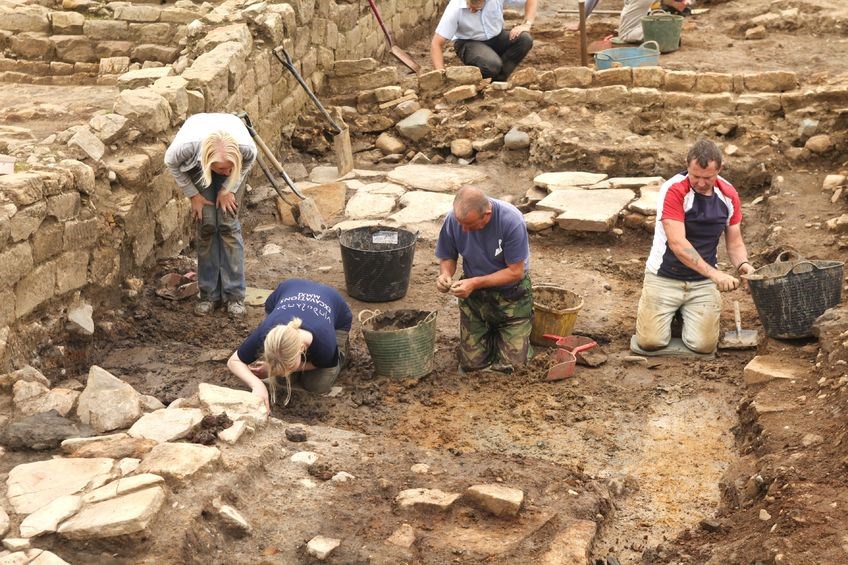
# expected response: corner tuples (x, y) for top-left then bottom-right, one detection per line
(634, 139), (755, 354)
(227, 279), (353, 409)
(615, 0), (690, 44)
(430, 0), (537, 82)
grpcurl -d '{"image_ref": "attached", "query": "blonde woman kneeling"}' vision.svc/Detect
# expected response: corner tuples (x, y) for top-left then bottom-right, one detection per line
(227, 279), (353, 409)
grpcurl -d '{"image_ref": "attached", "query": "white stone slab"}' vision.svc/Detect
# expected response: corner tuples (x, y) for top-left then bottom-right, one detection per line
(606, 176), (664, 188)
(6, 458), (115, 514)
(533, 171), (608, 189)
(627, 186), (661, 215)
(344, 191), (397, 219)
(291, 451), (318, 466)
(57, 486), (166, 539)
(523, 210), (556, 232)
(217, 420), (248, 444)
(137, 443), (221, 480)
(127, 408), (203, 443)
(359, 182), (406, 197)
(395, 488), (460, 511)
(77, 366), (143, 433)
(198, 383), (268, 427)
(743, 355), (808, 385)
(465, 484), (524, 517)
(307, 535), (341, 560)
(537, 188), (636, 232)
(82, 473), (165, 504)
(387, 164), (486, 193)
(19, 495), (82, 538)
(389, 191), (455, 224)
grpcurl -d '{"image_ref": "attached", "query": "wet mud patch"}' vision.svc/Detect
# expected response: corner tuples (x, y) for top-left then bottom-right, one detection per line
(366, 309), (433, 331)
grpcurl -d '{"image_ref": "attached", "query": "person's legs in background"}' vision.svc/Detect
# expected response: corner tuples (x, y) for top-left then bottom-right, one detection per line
(486, 29), (534, 81)
(617, 0), (654, 43)
(455, 39), (505, 80)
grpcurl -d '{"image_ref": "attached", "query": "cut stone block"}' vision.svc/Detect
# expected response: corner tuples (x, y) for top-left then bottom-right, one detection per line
(19, 494), (82, 538)
(58, 486), (166, 539)
(82, 474), (165, 504)
(538, 188), (636, 232)
(534, 171), (608, 190)
(743, 355), (809, 385)
(627, 186), (661, 215)
(198, 383), (268, 426)
(465, 484), (524, 517)
(307, 535), (341, 560)
(395, 488), (460, 511)
(127, 408), (203, 443)
(523, 210), (556, 232)
(77, 365), (143, 433)
(387, 164), (486, 193)
(137, 442), (221, 480)
(388, 191), (455, 224)
(344, 191), (397, 220)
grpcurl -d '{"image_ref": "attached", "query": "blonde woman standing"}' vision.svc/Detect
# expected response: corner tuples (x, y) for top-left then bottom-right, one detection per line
(165, 113), (257, 317)
(227, 279), (353, 410)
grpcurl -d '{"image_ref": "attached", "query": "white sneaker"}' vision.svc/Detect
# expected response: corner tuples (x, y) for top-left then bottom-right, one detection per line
(194, 300), (218, 316)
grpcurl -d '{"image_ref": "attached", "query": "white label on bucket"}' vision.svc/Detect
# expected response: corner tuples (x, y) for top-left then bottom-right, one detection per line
(372, 231), (398, 244)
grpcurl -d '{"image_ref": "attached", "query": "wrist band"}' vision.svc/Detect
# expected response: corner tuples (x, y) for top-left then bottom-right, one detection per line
(736, 261), (750, 272)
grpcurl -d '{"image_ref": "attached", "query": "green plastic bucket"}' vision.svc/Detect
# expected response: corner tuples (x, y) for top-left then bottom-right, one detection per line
(359, 309), (437, 378)
(641, 11), (684, 53)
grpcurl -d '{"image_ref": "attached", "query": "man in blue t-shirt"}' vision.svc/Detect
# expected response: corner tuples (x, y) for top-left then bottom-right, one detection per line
(435, 186), (533, 372)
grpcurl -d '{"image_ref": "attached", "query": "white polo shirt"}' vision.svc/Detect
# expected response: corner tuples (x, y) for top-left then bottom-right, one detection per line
(435, 0), (509, 41)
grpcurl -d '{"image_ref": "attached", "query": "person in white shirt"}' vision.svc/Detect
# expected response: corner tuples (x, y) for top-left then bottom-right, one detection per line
(164, 113), (257, 317)
(430, 0), (537, 82)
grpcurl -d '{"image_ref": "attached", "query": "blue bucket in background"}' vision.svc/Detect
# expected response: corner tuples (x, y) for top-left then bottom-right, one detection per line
(594, 41), (660, 70)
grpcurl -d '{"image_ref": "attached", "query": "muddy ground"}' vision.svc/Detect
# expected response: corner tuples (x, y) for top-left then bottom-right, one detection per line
(4, 0), (848, 562)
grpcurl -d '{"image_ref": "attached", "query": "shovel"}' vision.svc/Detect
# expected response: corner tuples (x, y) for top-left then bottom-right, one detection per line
(366, 0), (421, 74)
(272, 47), (354, 176)
(237, 112), (327, 236)
(720, 300), (759, 349)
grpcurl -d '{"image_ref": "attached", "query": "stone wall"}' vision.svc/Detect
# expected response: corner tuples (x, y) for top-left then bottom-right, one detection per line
(0, 0), (443, 370)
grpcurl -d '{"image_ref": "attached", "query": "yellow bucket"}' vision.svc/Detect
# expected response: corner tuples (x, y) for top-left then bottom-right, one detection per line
(530, 285), (584, 346)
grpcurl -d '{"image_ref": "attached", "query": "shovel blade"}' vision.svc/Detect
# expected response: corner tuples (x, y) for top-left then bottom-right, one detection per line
(719, 329), (759, 349)
(391, 45), (420, 74)
(332, 120), (354, 176)
(296, 197), (326, 236)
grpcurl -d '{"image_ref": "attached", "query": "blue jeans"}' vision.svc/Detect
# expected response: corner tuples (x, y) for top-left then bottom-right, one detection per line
(194, 170), (245, 302)
(454, 29), (534, 82)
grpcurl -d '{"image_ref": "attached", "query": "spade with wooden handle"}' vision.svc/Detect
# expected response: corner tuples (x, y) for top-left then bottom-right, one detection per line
(719, 300), (759, 349)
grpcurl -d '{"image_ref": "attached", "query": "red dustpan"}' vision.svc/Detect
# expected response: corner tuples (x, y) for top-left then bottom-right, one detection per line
(543, 334), (597, 381)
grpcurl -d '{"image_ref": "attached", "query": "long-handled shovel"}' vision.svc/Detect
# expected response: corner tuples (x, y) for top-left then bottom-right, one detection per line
(237, 112), (326, 236)
(719, 300), (759, 349)
(272, 47), (354, 177)
(366, 0), (421, 74)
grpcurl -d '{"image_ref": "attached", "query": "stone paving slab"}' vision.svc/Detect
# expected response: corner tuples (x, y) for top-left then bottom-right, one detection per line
(386, 164), (486, 193)
(628, 185), (661, 215)
(388, 191), (455, 224)
(537, 188), (636, 232)
(57, 486), (166, 539)
(534, 171), (607, 190)
(6, 458), (116, 514)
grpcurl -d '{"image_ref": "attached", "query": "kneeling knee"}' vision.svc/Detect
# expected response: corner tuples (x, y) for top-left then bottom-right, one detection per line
(685, 335), (717, 354)
(637, 335), (669, 351)
(516, 33), (534, 52)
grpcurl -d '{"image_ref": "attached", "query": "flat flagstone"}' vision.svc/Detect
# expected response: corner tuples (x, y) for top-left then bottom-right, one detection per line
(537, 188), (636, 232)
(395, 488), (460, 511)
(198, 383), (268, 426)
(19, 495), (82, 538)
(127, 408), (203, 443)
(6, 458), (116, 514)
(523, 210), (556, 232)
(628, 186), (661, 215)
(388, 191), (455, 224)
(386, 164), (486, 193)
(2, 549), (70, 564)
(137, 442), (221, 480)
(61, 434), (157, 460)
(57, 486), (166, 539)
(465, 484), (524, 517)
(743, 355), (809, 385)
(344, 191), (397, 219)
(359, 182), (406, 197)
(533, 171), (607, 190)
(595, 176), (664, 189)
(82, 474), (165, 504)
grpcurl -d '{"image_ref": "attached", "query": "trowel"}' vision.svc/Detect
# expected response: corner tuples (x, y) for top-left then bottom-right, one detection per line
(719, 300), (759, 349)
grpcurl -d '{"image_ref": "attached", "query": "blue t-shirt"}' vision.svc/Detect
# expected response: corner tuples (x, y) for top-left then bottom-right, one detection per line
(237, 279), (353, 368)
(435, 198), (530, 286)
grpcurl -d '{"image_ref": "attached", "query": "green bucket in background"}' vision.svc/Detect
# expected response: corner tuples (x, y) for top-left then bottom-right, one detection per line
(641, 11), (684, 53)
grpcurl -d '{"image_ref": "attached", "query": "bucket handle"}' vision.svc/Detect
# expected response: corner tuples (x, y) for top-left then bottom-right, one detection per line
(639, 40), (660, 53)
(647, 9), (674, 17)
(788, 261), (819, 275)
(595, 52), (612, 62)
(358, 309), (381, 325)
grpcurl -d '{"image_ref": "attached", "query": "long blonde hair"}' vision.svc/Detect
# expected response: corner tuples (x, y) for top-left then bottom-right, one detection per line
(263, 317), (304, 406)
(199, 131), (243, 192)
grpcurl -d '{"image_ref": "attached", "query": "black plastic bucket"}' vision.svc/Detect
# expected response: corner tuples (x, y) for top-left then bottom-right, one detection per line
(339, 226), (418, 302)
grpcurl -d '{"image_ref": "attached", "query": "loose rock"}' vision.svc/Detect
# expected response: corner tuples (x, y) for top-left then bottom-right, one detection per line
(285, 427), (307, 442)
(307, 535), (341, 560)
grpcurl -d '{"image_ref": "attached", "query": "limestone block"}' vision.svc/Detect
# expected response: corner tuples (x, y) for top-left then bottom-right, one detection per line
(0, 172), (44, 206)
(587, 85), (628, 107)
(663, 91), (697, 109)
(112, 3), (161, 22)
(47, 193), (81, 221)
(465, 484), (524, 517)
(538, 70), (556, 90)
(5, 457), (115, 514)
(534, 171), (607, 189)
(696, 72), (733, 93)
(137, 442), (222, 480)
(387, 164), (486, 193)
(543, 87), (588, 106)
(375, 133), (406, 155)
(13, 380), (79, 417)
(77, 365), (143, 433)
(128, 408), (203, 443)
(15, 260), (55, 318)
(10, 32), (53, 60)
(509, 67), (537, 87)
(104, 153), (151, 190)
(0, 289), (14, 326)
(10, 202), (46, 242)
(133, 224), (155, 266)
(63, 218), (99, 250)
(50, 11), (85, 35)
(0, 365), (49, 389)
(823, 175), (847, 191)
(451, 138), (473, 158)
(113, 88), (171, 135)
(59, 486), (166, 539)
(664, 70), (697, 92)
(344, 191), (397, 220)
(67, 301), (94, 335)
(117, 67), (173, 90)
(19, 494), (81, 538)
(61, 434), (157, 459)
(504, 128), (530, 150)
(395, 109), (432, 141)
(156, 199), (182, 241)
(307, 536), (341, 560)
(197, 23), (252, 53)
(131, 22), (173, 45)
(695, 93), (735, 113)
(395, 488), (460, 511)
(743, 355), (808, 384)
(90, 246), (120, 288)
(444, 84), (477, 103)
(332, 58), (378, 77)
(55, 250), (89, 294)
(98, 57), (130, 76)
(511, 87), (544, 102)
(388, 191), (455, 224)
(632, 66), (664, 88)
(67, 128), (105, 162)
(538, 188), (636, 232)
(627, 185), (661, 215)
(592, 67), (632, 87)
(744, 71), (797, 92)
(52, 35), (96, 64)
(386, 523), (416, 548)
(806, 134), (833, 155)
(374, 85), (403, 102)
(524, 210), (556, 232)
(418, 69), (445, 92)
(81, 474), (165, 505)
(554, 66), (592, 88)
(182, 44), (241, 109)
(198, 383), (269, 426)
(95, 40), (133, 58)
(445, 65), (482, 85)
(327, 67), (398, 94)
(276, 181), (345, 225)
(160, 7), (197, 24)
(84, 20), (129, 40)
(4, 5), (50, 33)
(218, 420), (248, 444)
(736, 93), (782, 113)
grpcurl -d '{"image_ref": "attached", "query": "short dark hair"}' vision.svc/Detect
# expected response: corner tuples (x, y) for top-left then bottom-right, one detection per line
(686, 139), (723, 169)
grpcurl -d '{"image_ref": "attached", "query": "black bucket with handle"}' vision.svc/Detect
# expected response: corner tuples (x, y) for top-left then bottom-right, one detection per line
(339, 225), (418, 302)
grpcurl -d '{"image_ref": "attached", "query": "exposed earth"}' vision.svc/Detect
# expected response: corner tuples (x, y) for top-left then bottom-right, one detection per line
(2, 0), (848, 563)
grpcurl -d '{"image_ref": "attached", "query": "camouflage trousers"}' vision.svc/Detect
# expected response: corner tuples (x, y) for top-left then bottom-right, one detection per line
(458, 275), (534, 370)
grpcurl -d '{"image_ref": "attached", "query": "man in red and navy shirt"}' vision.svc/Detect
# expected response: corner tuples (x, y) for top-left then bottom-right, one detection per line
(634, 139), (755, 354)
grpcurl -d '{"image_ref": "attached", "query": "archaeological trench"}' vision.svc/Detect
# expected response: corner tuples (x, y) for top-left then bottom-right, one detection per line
(0, 0), (847, 562)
